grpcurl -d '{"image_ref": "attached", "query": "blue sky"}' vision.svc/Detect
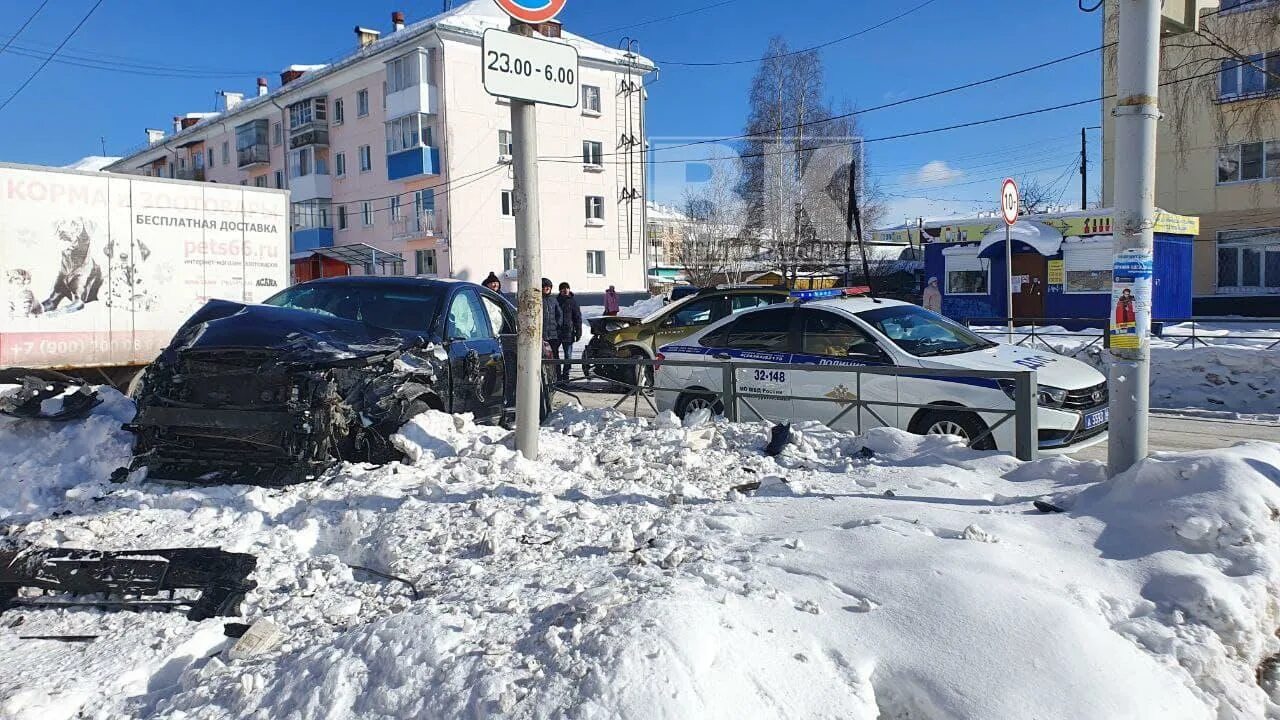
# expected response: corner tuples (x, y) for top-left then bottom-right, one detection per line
(0, 0), (1104, 223)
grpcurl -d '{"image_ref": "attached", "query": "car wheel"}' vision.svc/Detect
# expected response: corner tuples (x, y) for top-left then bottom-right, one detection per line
(675, 391), (724, 419)
(918, 410), (996, 450)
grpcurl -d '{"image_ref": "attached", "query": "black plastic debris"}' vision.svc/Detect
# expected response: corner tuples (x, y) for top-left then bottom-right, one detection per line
(765, 423), (792, 457)
(0, 369), (102, 422)
(1, 546), (257, 621)
(1033, 500), (1066, 514)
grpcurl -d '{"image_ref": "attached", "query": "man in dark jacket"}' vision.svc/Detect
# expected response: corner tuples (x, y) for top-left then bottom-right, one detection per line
(541, 278), (563, 380)
(553, 282), (583, 381)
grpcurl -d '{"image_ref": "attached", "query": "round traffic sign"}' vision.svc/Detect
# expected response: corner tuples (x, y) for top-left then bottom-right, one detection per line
(1000, 178), (1019, 226)
(494, 0), (567, 24)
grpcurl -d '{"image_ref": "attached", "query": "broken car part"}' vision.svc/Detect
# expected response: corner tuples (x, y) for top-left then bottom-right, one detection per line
(0, 368), (102, 421)
(1, 546), (257, 621)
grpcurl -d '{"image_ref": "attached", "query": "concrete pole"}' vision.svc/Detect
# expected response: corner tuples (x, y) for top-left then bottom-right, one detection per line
(511, 97), (543, 460)
(1108, 0), (1161, 476)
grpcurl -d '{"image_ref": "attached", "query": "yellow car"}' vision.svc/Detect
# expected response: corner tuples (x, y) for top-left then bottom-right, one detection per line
(583, 286), (790, 384)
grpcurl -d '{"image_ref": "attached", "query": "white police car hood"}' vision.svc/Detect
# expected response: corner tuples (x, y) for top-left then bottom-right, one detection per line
(917, 343), (1104, 391)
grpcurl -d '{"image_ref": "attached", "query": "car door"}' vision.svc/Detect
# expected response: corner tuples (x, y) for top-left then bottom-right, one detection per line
(790, 308), (899, 433)
(650, 294), (730, 353)
(478, 290), (516, 411)
(704, 307), (796, 423)
(444, 288), (505, 422)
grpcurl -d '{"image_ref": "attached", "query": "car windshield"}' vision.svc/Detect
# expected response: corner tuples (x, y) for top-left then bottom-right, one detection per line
(263, 283), (442, 333)
(857, 305), (995, 357)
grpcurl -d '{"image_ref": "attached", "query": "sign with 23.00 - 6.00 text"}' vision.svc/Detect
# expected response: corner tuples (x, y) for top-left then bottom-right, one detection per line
(482, 28), (579, 108)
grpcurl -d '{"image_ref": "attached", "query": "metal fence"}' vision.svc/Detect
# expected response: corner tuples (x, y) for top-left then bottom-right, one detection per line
(964, 317), (1280, 352)
(545, 357), (1041, 461)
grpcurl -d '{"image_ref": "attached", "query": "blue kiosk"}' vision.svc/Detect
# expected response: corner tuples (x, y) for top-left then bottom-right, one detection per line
(911, 209), (1198, 325)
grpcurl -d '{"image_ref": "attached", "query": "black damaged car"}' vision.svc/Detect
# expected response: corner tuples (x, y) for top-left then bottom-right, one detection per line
(127, 276), (546, 486)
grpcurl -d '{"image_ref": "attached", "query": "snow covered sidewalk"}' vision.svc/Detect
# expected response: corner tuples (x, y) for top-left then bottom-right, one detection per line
(3, 395), (1280, 718)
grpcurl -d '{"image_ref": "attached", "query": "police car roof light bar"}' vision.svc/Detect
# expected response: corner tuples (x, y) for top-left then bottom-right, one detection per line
(788, 286), (873, 302)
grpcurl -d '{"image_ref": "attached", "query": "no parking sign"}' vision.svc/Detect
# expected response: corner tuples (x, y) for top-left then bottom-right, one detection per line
(494, 0), (567, 23)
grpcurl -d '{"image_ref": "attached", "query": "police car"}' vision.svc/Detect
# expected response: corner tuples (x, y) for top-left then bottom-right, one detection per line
(654, 288), (1109, 454)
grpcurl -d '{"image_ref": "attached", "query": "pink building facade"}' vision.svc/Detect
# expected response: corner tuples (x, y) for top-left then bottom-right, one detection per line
(106, 1), (654, 291)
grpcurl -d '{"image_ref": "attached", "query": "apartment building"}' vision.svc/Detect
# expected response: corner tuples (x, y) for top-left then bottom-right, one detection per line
(106, 1), (655, 291)
(1101, 0), (1280, 314)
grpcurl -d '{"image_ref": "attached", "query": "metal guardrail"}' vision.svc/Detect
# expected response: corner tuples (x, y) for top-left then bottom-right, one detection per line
(545, 357), (1039, 461)
(964, 317), (1280, 352)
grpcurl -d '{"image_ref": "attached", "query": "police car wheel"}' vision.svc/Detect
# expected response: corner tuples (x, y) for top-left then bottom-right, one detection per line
(919, 410), (995, 450)
(675, 392), (723, 418)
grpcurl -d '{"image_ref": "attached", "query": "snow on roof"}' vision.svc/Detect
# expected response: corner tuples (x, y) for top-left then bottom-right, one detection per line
(62, 155), (122, 172)
(285, 64), (328, 73)
(976, 220), (1064, 257)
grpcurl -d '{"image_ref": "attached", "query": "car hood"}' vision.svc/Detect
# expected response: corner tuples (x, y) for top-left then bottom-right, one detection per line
(168, 300), (415, 365)
(918, 342), (1104, 390)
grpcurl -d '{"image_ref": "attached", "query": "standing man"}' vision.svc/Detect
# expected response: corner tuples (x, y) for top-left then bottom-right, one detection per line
(603, 285), (620, 316)
(554, 282), (583, 381)
(541, 278), (563, 380)
(922, 276), (943, 314)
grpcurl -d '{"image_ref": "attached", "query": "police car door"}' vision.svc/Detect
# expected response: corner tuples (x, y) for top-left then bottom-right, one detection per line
(708, 307), (796, 423)
(790, 308), (898, 433)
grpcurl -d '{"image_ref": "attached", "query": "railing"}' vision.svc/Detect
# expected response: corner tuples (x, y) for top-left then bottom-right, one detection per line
(392, 211), (437, 239)
(544, 357), (1040, 461)
(175, 168), (206, 182)
(964, 317), (1280, 352)
(236, 144), (270, 168)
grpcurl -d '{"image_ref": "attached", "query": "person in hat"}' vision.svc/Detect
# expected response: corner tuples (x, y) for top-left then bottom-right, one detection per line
(553, 282), (583, 381)
(603, 285), (620, 316)
(482, 272), (501, 293)
(541, 279), (563, 379)
(922, 276), (943, 314)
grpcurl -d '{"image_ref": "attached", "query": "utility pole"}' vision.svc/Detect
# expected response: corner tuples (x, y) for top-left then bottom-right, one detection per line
(1080, 127), (1088, 210)
(1108, 0), (1161, 476)
(509, 23), (543, 460)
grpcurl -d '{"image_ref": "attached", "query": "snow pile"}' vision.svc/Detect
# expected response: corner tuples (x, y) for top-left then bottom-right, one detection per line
(2, 400), (1280, 718)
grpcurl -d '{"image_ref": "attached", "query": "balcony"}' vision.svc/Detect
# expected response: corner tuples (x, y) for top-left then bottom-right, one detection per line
(176, 168), (206, 182)
(386, 83), (439, 121)
(387, 146), (440, 181)
(289, 123), (330, 150)
(392, 211), (437, 240)
(292, 227), (334, 252)
(237, 144), (270, 169)
(290, 173), (332, 202)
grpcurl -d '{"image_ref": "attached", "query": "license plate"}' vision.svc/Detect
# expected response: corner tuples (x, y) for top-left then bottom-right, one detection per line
(1084, 408), (1109, 430)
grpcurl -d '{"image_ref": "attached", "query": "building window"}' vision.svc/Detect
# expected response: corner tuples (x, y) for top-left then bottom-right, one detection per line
(357, 89), (369, 117)
(583, 140), (603, 167)
(390, 195), (402, 221)
(359, 145), (372, 172)
(221, 141), (229, 165)
(362, 201), (373, 226)
(1063, 242), (1113, 294)
(292, 200), (332, 229)
(337, 205), (348, 230)
(207, 148), (214, 168)
(501, 190), (514, 217)
(1217, 140), (1280, 183)
(415, 249), (437, 275)
(386, 114), (434, 154)
(178, 157), (186, 171)
(582, 84), (601, 114)
(944, 253), (989, 295)
(1220, 53), (1280, 100)
(274, 170), (284, 189)
(415, 188), (435, 215)
(273, 122), (282, 146)
(1217, 229), (1280, 291)
(499, 130), (513, 157)
(333, 98), (344, 125)
(387, 52), (421, 93)
(335, 152), (346, 177)
(585, 195), (605, 223)
(503, 247), (518, 271)
(289, 147), (327, 178)
(586, 250), (606, 276)
(254, 175), (268, 188)
(287, 98), (326, 130)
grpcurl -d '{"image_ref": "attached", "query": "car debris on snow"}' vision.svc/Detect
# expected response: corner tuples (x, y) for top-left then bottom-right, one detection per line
(0, 369), (101, 422)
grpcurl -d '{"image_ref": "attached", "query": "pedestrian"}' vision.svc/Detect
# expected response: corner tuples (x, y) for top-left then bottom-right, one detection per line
(541, 278), (563, 379)
(482, 272), (501, 293)
(922, 276), (943, 314)
(603, 285), (620, 316)
(554, 281), (583, 381)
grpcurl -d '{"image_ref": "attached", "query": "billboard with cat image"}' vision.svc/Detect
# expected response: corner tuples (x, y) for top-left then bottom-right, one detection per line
(0, 163), (289, 369)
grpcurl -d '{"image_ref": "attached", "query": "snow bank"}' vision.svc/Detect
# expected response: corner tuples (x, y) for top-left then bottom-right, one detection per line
(2, 400), (1280, 718)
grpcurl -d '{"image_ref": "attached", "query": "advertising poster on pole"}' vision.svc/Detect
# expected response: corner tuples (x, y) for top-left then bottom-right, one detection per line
(1109, 249), (1153, 351)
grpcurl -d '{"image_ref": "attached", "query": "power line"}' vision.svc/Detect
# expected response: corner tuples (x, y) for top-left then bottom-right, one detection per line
(0, 0), (106, 115)
(0, 0), (51, 57)
(654, 0), (943, 66)
(585, 0), (745, 38)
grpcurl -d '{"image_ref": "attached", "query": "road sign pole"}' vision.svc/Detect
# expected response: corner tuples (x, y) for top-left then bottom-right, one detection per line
(1108, 0), (1161, 477)
(511, 95), (542, 460)
(1005, 222), (1014, 343)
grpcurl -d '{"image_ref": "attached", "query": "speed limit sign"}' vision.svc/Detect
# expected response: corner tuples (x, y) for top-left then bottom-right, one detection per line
(1001, 178), (1019, 226)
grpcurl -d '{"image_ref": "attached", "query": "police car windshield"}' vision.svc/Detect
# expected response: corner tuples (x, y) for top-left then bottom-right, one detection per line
(856, 305), (995, 357)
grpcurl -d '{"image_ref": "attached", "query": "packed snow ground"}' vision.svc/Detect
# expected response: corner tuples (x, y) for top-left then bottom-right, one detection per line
(3, 393), (1280, 718)
(974, 322), (1280, 419)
